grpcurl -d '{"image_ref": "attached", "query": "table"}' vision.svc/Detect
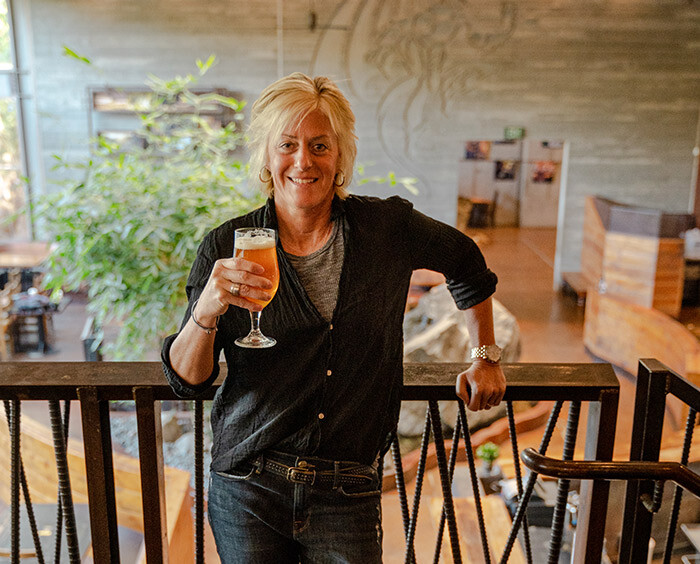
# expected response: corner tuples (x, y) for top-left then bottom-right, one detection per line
(0, 241), (52, 270)
(0, 242), (55, 354)
(0, 241), (53, 292)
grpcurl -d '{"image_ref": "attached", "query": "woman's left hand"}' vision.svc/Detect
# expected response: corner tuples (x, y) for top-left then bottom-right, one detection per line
(455, 360), (506, 411)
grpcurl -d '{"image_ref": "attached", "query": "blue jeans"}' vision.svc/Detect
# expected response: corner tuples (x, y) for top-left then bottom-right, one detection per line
(208, 453), (383, 563)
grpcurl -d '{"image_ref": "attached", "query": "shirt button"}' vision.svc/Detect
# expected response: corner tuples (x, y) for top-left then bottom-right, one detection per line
(327, 370), (332, 376)
(318, 413), (325, 420)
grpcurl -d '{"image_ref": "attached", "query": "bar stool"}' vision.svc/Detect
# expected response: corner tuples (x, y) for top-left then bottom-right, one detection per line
(11, 290), (55, 354)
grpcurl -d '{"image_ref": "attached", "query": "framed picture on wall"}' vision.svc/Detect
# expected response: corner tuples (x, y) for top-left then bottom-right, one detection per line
(495, 160), (516, 180)
(465, 141), (491, 160)
(532, 161), (556, 183)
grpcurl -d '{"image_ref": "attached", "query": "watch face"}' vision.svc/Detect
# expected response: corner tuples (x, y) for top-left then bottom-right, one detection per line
(471, 344), (502, 363)
(485, 344), (502, 362)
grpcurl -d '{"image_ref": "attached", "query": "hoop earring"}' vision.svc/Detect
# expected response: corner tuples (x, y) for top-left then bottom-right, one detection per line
(259, 167), (272, 183)
(333, 171), (345, 187)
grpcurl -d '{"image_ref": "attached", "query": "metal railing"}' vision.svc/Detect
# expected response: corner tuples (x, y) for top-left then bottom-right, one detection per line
(0, 361), (620, 563)
(521, 359), (700, 564)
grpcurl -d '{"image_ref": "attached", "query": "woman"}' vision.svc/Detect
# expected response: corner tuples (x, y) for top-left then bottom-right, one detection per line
(162, 72), (505, 563)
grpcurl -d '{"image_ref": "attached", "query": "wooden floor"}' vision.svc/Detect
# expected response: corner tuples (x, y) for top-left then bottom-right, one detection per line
(478, 227), (589, 363)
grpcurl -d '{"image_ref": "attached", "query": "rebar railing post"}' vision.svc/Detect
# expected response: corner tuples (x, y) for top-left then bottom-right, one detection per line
(547, 401), (580, 564)
(433, 414), (462, 564)
(458, 400), (492, 564)
(391, 432), (412, 540)
(53, 400), (70, 564)
(428, 400), (462, 564)
(404, 406), (432, 564)
(194, 400), (204, 564)
(506, 401), (532, 564)
(9, 399), (20, 564)
(4, 398), (45, 563)
(48, 399), (81, 563)
(663, 408), (697, 564)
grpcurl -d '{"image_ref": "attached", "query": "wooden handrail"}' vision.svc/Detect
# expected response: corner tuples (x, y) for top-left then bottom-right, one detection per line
(521, 447), (700, 499)
(0, 361), (620, 401)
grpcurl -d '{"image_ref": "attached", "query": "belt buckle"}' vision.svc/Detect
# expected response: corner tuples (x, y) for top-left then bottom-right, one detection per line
(286, 465), (316, 484)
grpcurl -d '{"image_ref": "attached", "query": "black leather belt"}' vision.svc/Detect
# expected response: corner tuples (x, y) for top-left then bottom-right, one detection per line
(251, 452), (375, 489)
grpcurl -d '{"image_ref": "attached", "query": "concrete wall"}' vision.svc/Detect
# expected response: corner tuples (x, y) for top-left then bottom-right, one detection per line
(14, 0), (700, 274)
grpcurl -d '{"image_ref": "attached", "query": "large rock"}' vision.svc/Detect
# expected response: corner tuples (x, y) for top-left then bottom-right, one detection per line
(399, 284), (521, 437)
(403, 284), (520, 363)
(161, 410), (186, 443)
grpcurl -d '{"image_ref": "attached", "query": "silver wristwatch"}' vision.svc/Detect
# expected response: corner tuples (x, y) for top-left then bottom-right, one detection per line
(470, 344), (502, 364)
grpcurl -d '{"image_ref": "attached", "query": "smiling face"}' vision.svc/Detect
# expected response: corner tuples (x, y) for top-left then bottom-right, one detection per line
(267, 109), (340, 216)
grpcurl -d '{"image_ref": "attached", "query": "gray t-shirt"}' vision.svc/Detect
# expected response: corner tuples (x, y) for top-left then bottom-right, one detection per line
(285, 220), (344, 322)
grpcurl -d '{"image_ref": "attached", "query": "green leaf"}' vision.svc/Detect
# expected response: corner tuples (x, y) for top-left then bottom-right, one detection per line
(196, 54), (216, 75)
(62, 46), (91, 65)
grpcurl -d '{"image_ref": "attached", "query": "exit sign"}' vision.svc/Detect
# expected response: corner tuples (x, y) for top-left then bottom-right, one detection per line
(504, 126), (525, 140)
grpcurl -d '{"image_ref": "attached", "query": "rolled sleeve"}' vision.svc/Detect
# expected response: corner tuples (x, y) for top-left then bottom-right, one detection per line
(161, 332), (220, 398)
(447, 268), (498, 310)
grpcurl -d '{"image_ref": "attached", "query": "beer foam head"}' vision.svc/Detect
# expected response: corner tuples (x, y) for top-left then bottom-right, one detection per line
(235, 233), (276, 250)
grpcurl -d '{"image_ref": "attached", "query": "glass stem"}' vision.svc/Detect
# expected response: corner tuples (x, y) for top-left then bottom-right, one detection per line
(249, 310), (263, 334)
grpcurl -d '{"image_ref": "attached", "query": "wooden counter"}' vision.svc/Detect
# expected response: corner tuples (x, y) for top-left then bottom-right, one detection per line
(580, 196), (694, 318)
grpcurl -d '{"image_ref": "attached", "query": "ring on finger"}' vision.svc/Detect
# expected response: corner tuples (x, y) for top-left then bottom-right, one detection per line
(230, 282), (241, 297)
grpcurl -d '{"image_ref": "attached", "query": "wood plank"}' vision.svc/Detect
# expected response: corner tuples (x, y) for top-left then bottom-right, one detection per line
(581, 197), (605, 288)
(580, 204), (686, 317)
(653, 238), (684, 317)
(584, 290), (700, 428)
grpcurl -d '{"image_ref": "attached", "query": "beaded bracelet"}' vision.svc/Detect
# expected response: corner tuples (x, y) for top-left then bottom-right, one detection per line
(191, 298), (219, 334)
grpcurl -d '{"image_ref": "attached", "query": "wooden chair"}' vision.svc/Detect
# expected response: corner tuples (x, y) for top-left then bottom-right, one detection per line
(466, 191), (499, 228)
(11, 291), (56, 354)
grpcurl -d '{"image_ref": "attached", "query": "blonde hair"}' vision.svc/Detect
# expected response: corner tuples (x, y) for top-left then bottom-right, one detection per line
(247, 73), (357, 199)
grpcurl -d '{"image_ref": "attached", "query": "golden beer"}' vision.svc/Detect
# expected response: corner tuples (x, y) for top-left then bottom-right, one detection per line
(233, 227), (278, 348)
(234, 237), (279, 307)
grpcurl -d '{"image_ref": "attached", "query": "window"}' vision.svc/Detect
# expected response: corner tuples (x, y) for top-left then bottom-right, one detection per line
(0, 0), (28, 240)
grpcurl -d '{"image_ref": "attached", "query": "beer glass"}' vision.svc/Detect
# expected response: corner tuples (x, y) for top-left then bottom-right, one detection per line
(233, 227), (279, 348)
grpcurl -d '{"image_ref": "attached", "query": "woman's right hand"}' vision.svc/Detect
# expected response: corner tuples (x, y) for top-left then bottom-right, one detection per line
(193, 257), (275, 324)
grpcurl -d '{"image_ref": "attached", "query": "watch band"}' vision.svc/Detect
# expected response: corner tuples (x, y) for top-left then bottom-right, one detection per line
(470, 344), (502, 364)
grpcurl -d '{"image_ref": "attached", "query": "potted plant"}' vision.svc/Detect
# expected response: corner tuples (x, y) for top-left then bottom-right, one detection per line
(476, 441), (504, 494)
